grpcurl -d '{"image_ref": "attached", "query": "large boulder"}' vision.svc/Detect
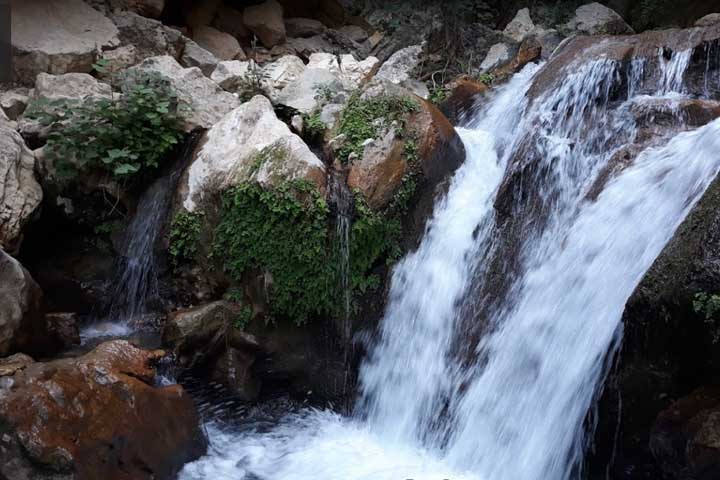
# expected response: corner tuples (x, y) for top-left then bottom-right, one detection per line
(375, 44), (423, 87)
(480, 43), (513, 73)
(346, 82), (466, 239)
(0, 340), (207, 479)
(110, 11), (184, 60)
(562, 2), (634, 36)
(163, 301), (259, 367)
(192, 25), (245, 61)
(122, 0), (165, 18)
(11, 0), (120, 83)
(210, 60), (251, 91)
(650, 387), (720, 479)
(0, 126), (42, 252)
(180, 40), (219, 76)
(0, 250), (46, 357)
(503, 8), (536, 42)
(243, 0), (287, 48)
(260, 55), (307, 100)
(285, 17), (326, 38)
(163, 301), (261, 399)
(183, 0), (222, 28)
(275, 67), (344, 114)
(128, 55), (241, 131)
(212, 6), (251, 40)
(33, 72), (112, 102)
(180, 95), (327, 211)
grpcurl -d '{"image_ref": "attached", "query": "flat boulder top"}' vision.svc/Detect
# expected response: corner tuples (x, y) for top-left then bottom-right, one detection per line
(11, 0), (120, 54)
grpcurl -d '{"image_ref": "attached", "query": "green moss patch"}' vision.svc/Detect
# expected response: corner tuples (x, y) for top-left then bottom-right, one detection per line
(212, 180), (403, 325)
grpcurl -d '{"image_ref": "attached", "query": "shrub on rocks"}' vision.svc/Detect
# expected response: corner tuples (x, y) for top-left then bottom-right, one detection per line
(26, 71), (185, 180)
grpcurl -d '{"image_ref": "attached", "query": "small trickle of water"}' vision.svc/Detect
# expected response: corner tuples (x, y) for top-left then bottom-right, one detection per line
(82, 133), (201, 341)
(329, 171), (353, 329)
(658, 48), (691, 94)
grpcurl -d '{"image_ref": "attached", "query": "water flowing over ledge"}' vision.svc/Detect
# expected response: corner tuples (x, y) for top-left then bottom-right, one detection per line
(181, 41), (720, 480)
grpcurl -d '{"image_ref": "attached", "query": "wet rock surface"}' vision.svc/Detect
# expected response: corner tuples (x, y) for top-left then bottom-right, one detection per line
(0, 340), (207, 480)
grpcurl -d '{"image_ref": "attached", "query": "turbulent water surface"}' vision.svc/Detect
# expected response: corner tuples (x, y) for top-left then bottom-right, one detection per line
(180, 47), (720, 480)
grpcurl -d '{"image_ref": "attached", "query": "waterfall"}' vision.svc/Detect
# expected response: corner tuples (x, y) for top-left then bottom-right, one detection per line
(82, 133), (200, 340)
(180, 44), (720, 480)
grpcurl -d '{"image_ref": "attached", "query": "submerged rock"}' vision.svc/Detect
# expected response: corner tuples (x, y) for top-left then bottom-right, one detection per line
(164, 301), (261, 399)
(0, 340), (207, 479)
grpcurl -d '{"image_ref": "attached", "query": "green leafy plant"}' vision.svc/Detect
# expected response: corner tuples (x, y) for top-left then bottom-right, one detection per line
(478, 72), (495, 86)
(303, 111), (326, 139)
(87, 220), (121, 254)
(337, 93), (419, 163)
(26, 71), (185, 180)
(237, 60), (269, 102)
(168, 211), (202, 267)
(91, 58), (110, 74)
(350, 198), (402, 293)
(233, 306), (254, 330)
(429, 86), (449, 104)
(314, 84), (335, 103)
(213, 179), (404, 325)
(693, 292), (720, 343)
(214, 180), (334, 325)
(693, 292), (720, 320)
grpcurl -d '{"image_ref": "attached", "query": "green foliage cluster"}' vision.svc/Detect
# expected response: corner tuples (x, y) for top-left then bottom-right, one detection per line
(303, 111), (326, 139)
(214, 180), (333, 325)
(693, 292), (720, 343)
(213, 180), (403, 325)
(337, 93), (419, 162)
(429, 87), (449, 105)
(233, 306), (254, 330)
(478, 73), (495, 86)
(237, 61), (269, 102)
(349, 199), (402, 294)
(168, 211), (202, 267)
(693, 292), (720, 320)
(89, 220), (121, 254)
(26, 71), (185, 180)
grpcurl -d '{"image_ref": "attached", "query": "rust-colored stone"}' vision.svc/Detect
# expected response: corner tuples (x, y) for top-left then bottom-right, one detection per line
(0, 340), (207, 479)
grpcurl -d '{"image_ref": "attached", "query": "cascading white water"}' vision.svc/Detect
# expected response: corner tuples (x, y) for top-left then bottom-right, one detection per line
(181, 44), (720, 480)
(82, 133), (201, 341)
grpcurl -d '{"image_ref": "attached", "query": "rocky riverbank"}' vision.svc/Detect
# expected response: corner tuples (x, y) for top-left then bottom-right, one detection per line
(2, 0), (720, 478)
